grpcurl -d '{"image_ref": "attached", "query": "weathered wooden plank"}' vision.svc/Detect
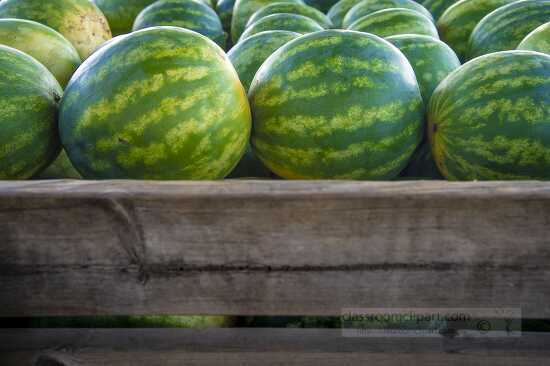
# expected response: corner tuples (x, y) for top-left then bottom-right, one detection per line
(1, 329), (548, 366)
(2, 269), (549, 317)
(1, 180), (550, 317)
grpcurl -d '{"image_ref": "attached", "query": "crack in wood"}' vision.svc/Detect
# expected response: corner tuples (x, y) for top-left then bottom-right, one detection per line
(99, 198), (150, 284)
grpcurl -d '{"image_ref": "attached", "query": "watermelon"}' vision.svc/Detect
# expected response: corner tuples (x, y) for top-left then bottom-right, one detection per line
(428, 51), (550, 180)
(0, 19), (81, 87)
(59, 27), (251, 180)
(249, 30), (424, 179)
(133, 0), (227, 49)
(342, 0), (433, 29)
(0, 0), (112, 59)
(216, 0), (236, 32)
(303, 0), (339, 13)
(327, 0), (362, 28)
(418, 0), (459, 20)
(239, 14), (324, 42)
(0, 45), (62, 180)
(35, 149), (81, 179)
(229, 30), (300, 91)
(231, 0), (303, 43)
(468, 0), (550, 60)
(247, 2), (332, 29)
(387, 35), (459, 179)
(348, 8), (439, 39)
(436, 0), (517, 61)
(518, 22), (550, 54)
(386, 35), (460, 101)
(92, 0), (156, 36)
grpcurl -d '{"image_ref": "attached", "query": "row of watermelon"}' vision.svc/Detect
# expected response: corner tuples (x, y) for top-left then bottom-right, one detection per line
(228, 0), (549, 180)
(0, 0), (549, 181)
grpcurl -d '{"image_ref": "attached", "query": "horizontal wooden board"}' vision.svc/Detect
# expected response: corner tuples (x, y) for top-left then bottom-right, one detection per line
(1, 180), (550, 317)
(1, 328), (549, 366)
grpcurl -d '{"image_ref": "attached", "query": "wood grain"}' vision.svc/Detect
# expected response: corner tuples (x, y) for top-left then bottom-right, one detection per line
(1, 180), (549, 317)
(1, 328), (548, 366)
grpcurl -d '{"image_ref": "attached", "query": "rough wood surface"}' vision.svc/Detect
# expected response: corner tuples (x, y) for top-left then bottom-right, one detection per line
(1, 180), (550, 317)
(1, 328), (548, 366)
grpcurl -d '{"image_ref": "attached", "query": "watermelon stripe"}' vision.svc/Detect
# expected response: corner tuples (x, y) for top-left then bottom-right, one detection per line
(254, 123), (418, 179)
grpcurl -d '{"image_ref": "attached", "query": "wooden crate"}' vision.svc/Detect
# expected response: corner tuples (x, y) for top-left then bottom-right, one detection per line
(1, 180), (549, 365)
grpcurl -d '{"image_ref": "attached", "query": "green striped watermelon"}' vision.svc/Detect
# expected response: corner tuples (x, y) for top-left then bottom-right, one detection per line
(0, 45), (62, 180)
(468, 0), (550, 60)
(386, 34), (460, 179)
(386, 35), (460, 101)
(342, 0), (433, 29)
(419, 0), (459, 20)
(327, 0), (362, 28)
(229, 30), (300, 91)
(92, 0), (156, 36)
(133, 0), (226, 49)
(35, 149), (81, 179)
(249, 30), (424, 179)
(518, 22), (550, 54)
(348, 8), (439, 39)
(436, 0), (517, 61)
(303, 0), (339, 13)
(231, 0), (303, 43)
(216, 0), (236, 32)
(59, 27), (251, 180)
(0, 19), (81, 87)
(239, 13), (323, 42)
(247, 2), (332, 29)
(0, 0), (112, 59)
(428, 51), (550, 180)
